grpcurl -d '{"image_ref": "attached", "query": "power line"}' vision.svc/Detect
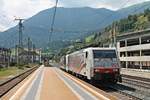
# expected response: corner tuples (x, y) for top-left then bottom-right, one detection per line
(49, 0), (59, 44)
(47, 0), (130, 39)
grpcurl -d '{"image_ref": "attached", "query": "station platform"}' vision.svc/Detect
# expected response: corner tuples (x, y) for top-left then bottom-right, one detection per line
(121, 68), (150, 79)
(2, 65), (117, 100)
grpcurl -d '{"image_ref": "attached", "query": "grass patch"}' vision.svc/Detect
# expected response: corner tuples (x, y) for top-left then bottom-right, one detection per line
(0, 67), (24, 78)
(0, 64), (38, 79)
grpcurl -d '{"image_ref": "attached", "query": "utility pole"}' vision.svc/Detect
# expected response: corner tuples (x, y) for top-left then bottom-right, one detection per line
(33, 44), (36, 63)
(27, 37), (32, 64)
(15, 45), (18, 64)
(39, 48), (42, 64)
(111, 23), (116, 47)
(15, 18), (24, 65)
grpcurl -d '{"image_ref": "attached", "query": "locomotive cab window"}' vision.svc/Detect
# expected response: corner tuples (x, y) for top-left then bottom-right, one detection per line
(93, 50), (118, 67)
(93, 50), (117, 58)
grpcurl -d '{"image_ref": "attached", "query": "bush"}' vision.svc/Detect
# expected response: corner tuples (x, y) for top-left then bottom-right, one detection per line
(24, 65), (31, 68)
(39, 62), (43, 65)
(10, 62), (17, 66)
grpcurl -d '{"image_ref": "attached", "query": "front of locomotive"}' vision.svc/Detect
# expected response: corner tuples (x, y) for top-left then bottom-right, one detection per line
(91, 48), (122, 83)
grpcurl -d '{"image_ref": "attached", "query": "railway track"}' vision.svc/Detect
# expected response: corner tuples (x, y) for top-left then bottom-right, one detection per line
(66, 72), (150, 100)
(58, 64), (150, 100)
(107, 83), (147, 100)
(113, 74), (150, 100)
(0, 66), (38, 97)
(122, 77), (150, 89)
(122, 74), (150, 83)
(59, 69), (131, 100)
(94, 75), (150, 100)
(122, 74), (150, 93)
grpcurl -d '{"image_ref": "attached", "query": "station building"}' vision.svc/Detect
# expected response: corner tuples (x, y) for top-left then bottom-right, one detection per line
(11, 48), (42, 64)
(117, 29), (150, 70)
(0, 47), (11, 67)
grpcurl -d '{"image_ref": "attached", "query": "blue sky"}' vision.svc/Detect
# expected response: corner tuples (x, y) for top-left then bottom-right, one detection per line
(0, 0), (150, 31)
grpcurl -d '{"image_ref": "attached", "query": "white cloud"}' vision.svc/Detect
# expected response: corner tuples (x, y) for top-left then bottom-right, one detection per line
(0, 25), (7, 32)
(0, 0), (55, 31)
(3, 0), (54, 18)
(100, 0), (150, 10)
(59, 0), (150, 10)
(0, 0), (150, 31)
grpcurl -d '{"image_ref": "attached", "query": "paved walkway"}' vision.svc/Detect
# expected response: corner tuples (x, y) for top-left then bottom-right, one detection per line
(121, 68), (150, 79)
(40, 67), (78, 100)
(2, 66), (116, 100)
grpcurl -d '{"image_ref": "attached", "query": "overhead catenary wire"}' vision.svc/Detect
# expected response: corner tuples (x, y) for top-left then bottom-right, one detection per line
(47, 0), (130, 35)
(47, 0), (150, 35)
(48, 0), (59, 44)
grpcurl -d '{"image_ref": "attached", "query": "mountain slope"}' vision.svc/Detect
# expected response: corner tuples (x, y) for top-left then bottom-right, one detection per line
(117, 1), (150, 18)
(0, 1), (150, 49)
(0, 7), (116, 48)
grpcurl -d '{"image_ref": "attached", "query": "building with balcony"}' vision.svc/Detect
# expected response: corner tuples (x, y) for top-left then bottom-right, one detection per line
(117, 29), (150, 70)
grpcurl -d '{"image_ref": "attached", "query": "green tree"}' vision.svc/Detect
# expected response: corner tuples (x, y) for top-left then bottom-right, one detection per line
(134, 15), (149, 30)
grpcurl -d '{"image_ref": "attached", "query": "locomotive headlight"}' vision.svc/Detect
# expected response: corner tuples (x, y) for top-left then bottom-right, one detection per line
(113, 69), (118, 72)
(94, 69), (99, 72)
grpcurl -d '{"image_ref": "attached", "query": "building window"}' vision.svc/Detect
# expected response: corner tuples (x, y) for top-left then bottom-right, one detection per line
(120, 52), (126, 57)
(141, 36), (150, 44)
(127, 51), (140, 56)
(120, 40), (125, 47)
(120, 61), (126, 68)
(142, 61), (150, 70)
(142, 49), (150, 56)
(127, 38), (139, 46)
(128, 61), (140, 69)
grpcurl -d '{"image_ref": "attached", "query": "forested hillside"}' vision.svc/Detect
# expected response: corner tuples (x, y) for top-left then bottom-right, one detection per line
(93, 8), (150, 45)
(106, 9), (150, 33)
(1, 1), (150, 51)
(54, 9), (150, 61)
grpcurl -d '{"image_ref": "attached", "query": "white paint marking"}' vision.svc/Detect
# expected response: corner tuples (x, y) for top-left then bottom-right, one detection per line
(56, 68), (98, 100)
(35, 67), (45, 100)
(59, 68), (110, 100)
(21, 66), (43, 100)
(9, 66), (42, 100)
(54, 68), (84, 100)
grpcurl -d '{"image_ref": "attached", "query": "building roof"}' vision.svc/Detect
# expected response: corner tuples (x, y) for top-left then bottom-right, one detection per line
(117, 28), (150, 40)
